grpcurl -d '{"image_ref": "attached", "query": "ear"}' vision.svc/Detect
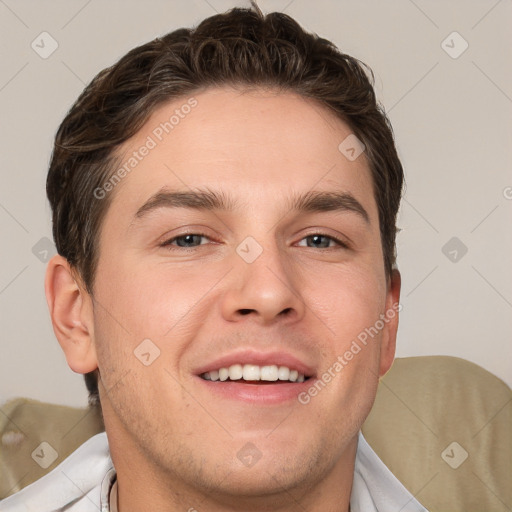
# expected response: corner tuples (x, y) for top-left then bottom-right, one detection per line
(378, 268), (401, 378)
(45, 254), (98, 374)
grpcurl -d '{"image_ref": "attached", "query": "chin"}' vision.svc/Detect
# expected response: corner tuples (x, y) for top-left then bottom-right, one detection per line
(200, 452), (319, 503)
(205, 432), (333, 497)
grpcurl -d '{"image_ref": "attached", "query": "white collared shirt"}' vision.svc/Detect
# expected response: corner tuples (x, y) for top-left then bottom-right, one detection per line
(0, 432), (428, 511)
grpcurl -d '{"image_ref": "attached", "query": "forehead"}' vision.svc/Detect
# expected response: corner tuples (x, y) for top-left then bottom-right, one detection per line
(106, 86), (376, 221)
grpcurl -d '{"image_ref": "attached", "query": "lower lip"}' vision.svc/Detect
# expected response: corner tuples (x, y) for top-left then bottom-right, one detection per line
(196, 376), (315, 404)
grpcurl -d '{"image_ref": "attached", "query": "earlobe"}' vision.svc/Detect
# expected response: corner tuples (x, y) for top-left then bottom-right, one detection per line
(378, 268), (401, 378)
(45, 254), (98, 374)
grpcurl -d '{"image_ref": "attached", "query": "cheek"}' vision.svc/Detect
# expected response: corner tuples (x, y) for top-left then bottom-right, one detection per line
(95, 258), (209, 339)
(91, 257), (221, 395)
(306, 265), (385, 408)
(311, 265), (386, 349)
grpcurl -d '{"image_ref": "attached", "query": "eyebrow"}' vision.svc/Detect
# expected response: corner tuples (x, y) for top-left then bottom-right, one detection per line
(133, 187), (370, 224)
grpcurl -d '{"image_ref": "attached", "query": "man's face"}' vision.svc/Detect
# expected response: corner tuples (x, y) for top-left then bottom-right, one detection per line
(88, 87), (400, 499)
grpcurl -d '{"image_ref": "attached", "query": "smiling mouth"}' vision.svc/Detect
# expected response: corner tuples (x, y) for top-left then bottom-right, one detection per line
(200, 364), (310, 383)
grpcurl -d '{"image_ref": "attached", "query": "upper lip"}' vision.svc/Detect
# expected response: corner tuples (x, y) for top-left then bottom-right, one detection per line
(194, 349), (316, 377)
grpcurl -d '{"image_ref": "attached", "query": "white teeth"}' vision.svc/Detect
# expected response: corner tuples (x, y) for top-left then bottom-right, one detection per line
(242, 364), (260, 381)
(228, 364), (243, 380)
(278, 366), (290, 380)
(260, 365), (278, 381)
(202, 364), (306, 383)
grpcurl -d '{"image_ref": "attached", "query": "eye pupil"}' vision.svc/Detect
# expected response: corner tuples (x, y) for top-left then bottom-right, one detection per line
(309, 235), (329, 248)
(177, 234), (201, 247)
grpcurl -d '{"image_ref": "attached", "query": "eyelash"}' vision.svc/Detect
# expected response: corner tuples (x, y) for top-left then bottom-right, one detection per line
(160, 232), (349, 251)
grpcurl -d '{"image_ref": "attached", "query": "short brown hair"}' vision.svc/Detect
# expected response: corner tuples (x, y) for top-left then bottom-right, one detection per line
(47, 6), (404, 409)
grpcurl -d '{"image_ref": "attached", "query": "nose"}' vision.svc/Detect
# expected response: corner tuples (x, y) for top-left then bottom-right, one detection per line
(220, 239), (306, 326)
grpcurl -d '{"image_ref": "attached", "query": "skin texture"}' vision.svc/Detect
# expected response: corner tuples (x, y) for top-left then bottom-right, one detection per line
(46, 87), (401, 512)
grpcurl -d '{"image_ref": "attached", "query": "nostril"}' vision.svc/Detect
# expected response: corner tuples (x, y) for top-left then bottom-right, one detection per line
(239, 309), (254, 315)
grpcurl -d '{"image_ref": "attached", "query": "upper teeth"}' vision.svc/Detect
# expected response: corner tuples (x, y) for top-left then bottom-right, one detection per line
(202, 364), (306, 383)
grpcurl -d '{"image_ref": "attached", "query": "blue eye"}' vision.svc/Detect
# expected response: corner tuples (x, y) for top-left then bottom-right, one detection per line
(161, 233), (347, 251)
(298, 234), (347, 249)
(162, 233), (209, 248)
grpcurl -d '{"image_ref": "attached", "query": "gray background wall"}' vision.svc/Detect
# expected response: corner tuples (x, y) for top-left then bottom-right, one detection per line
(1, 0), (511, 408)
